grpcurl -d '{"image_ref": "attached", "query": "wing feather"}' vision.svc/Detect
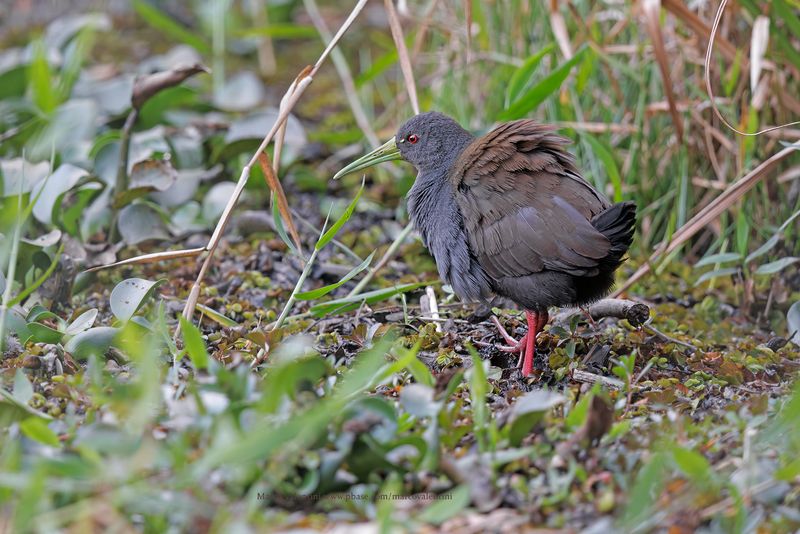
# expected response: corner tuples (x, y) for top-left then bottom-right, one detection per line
(451, 120), (611, 280)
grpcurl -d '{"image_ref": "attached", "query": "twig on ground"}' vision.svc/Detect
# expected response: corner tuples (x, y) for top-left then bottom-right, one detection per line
(644, 324), (698, 352)
(424, 286), (442, 332)
(553, 298), (650, 327)
(571, 369), (625, 390)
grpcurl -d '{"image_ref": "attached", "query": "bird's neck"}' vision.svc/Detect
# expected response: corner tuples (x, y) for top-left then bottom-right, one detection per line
(406, 167), (460, 252)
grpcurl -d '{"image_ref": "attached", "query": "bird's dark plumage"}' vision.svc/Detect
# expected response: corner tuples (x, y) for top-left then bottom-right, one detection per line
(340, 111), (637, 377)
(396, 112), (636, 314)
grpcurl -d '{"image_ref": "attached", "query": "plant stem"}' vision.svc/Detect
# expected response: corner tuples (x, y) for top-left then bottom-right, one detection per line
(347, 221), (414, 298)
(273, 247), (319, 330)
(0, 187), (24, 352)
(110, 107), (139, 241)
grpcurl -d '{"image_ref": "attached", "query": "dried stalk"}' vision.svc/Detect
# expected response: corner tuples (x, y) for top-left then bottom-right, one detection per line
(304, 0), (382, 149)
(257, 152), (303, 256)
(384, 0), (420, 115)
(614, 145), (797, 296)
(704, 0), (800, 136)
(643, 0), (684, 142)
(84, 247), (205, 273)
(178, 0), (371, 328)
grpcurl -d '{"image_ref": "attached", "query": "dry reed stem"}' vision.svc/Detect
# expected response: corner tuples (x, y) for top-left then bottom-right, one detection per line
(661, 0), (738, 61)
(613, 145), (797, 296)
(257, 152), (304, 256)
(339, 0), (422, 299)
(411, 0), (442, 58)
(304, 0), (382, 149)
(84, 248), (205, 273)
(178, 0), (372, 328)
(704, 0), (800, 136)
(549, 0), (573, 60)
(643, 0), (684, 142)
(384, 0), (420, 115)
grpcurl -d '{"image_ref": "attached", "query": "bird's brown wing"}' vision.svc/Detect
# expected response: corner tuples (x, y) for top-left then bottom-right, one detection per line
(451, 120), (612, 279)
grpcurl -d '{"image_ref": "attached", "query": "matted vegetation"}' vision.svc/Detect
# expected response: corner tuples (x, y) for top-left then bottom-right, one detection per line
(1, 1), (799, 531)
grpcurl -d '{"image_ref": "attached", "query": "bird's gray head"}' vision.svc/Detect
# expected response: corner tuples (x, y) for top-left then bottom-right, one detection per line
(395, 112), (474, 172)
(332, 112), (475, 180)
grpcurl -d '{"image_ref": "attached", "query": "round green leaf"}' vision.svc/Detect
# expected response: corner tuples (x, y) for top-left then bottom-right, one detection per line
(64, 326), (119, 360)
(110, 278), (165, 322)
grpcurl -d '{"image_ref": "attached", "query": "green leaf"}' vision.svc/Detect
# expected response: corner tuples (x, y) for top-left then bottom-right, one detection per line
(234, 24), (317, 39)
(355, 48), (399, 88)
(179, 316), (209, 371)
(505, 44), (554, 107)
(672, 445), (713, 488)
(13, 369), (34, 405)
(26, 304), (58, 323)
(565, 384), (600, 430)
(754, 257), (800, 275)
(296, 252), (374, 300)
(774, 0), (800, 38)
(695, 252), (743, 268)
(506, 389), (565, 446)
(417, 484), (470, 525)
(20, 417), (60, 447)
(64, 327), (119, 360)
(65, 309), (98, 335)
(499, 46), (587, 121)
(8, 244), (64, 307)
(195, 303), (238, 328)
(28, 40), (59, 114)
(417, 485), (471, 525)
(736, 214), (750, 257)
(133, 0), (210, 54)
(27, 322), (63, 344)
(622, 452), (668, 529)
(309, 282), (428, 317)
(109, 278), (165, 322)
(788, 300), (800, 347)
(316, 180), (364, 251)
(694, 267), (739, 286)
(0, 388), (52, 422)
(468, 345), (490, 451)
(583, 134), (623, 203)
(745, 235), (780, 264)
(775, 457), (800, 481)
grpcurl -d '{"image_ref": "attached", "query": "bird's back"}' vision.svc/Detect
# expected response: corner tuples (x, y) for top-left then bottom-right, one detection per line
(449, 120), (636, 310)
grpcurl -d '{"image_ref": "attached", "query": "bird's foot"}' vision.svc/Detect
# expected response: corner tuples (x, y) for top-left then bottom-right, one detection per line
(490, 315), (517, 345)
(491, 311), (549, 377)
(490, 315), (528, 352)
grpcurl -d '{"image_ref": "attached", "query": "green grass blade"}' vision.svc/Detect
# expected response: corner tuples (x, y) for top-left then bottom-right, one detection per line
(499, 46), (586, 121)
(316, 179), (364, 251)
(295, 251), (374, 300)
(133, 0), (211, 55)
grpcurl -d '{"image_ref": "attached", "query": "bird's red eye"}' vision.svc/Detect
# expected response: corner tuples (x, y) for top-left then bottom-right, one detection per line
(407, 134), (419, 144)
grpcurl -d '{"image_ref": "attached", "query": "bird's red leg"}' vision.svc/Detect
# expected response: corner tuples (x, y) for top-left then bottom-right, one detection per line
(521, 310), (539, 377)
(537, 309), (549, 335)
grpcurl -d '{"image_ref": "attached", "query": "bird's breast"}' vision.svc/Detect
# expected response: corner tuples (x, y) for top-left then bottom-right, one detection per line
(406, 171), (491, 302)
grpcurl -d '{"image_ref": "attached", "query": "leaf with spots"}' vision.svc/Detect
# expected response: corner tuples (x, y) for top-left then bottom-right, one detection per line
(110, 278), (165, 323)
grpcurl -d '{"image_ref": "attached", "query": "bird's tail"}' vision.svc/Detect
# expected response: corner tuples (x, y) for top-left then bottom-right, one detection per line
(591, 201), (636, 270)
